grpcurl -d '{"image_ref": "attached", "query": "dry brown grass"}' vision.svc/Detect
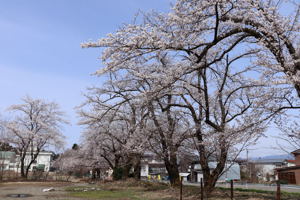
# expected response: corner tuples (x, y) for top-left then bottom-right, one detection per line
(86, 179), (300, 200)
(0, 179), (299, 200)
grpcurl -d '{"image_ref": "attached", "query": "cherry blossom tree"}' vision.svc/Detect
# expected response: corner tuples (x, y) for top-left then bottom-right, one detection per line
(52, 144), (103, 180)
(79, 72), (196, 185)
(2, 96), (67, 178)
(82, 0), (300, 98)
(52, 148), (83, 180)
(275, 115), (300, 153)
(81, 0), (300, 195)
(144, 93), (193, 185)
(78, 81), (147, 180)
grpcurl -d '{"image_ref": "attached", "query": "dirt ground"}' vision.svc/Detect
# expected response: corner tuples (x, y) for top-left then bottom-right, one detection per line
(0, 181), (299, 200)
(0, 182), (81, 200)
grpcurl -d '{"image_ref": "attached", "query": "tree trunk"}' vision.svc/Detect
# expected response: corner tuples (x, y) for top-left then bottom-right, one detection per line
(130, 153), (141, 179)
(295, 83), (300, 98)
(164, 152), (180, 186)
(95, 168), (101, 179)
(165, 162), (180, 186)
(203, 175), (218, 196)
(112, 167), (124, 180)
(123, 163), (132, 178)
(20, 157), (26, 178)
(133, 159), (141, 179)
(200, 147), (228, 197)
(92, 169), (96, 180)
(25, 164), (31, 178)
(92, 168), (101, 180)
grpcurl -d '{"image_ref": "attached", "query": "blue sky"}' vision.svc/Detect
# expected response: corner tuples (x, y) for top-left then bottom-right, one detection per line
(0, 0), (172, 147)
(0, 0), (292, 157)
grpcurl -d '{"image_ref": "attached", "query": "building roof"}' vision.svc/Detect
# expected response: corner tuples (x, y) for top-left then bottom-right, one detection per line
(250, 158), (286, 164)
(285, 160), (296, 164)
(179, 173), (190, 177)
(276, 166), (300, 172)
(291, 149), (300, 155)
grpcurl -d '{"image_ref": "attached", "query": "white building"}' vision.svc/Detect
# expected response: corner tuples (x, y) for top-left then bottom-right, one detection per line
(0, 151), (16, 171)
(140, 153), (168, 179)
(0, 151), (53, 172)
(249, 158), (294, 181)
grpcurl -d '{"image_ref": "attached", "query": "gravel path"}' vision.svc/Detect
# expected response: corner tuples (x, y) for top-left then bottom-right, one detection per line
(0, 182), (84, 200)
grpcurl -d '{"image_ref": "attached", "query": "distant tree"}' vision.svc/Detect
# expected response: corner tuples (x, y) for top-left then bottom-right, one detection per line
(275, 117), (300, 152)
(72, 143), (79, 150)
(0, 142), (15, 152)
(53, 148), (79, 179)
(78, 79), (148, 180)
(52, 153), (60, 161)
(2, 96), (67, 178)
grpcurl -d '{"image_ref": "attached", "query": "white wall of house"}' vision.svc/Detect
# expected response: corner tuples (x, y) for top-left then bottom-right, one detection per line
(21, 152), (52, 172)
(1, 151), (53, 172)
(197, 173), (203, 182)
(0, 160), (11, 171)
(140, 156), (165, 178)
(260, 164), (277, 175)
(141, 163), (149, 177)
(287, 162), (296, 167)
(0, 152), (17, 171)
(251, 161), (285, 181)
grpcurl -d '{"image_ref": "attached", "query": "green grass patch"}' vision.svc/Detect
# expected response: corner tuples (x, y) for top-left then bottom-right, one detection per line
(65, 185), (91, 191)
(66, 182), (173, 200)
(70, 189), (141, 200)
(216, 186), (300, 198)
(217, 186), (275, 194)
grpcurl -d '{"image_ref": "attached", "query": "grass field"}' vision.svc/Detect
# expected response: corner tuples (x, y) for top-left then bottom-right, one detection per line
(66, 181), (173, 200)
(65, 180), (300, 200)
(0, 180), (299, 200)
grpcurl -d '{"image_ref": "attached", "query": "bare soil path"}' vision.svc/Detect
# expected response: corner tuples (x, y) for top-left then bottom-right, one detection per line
(0, 182), (83, 200)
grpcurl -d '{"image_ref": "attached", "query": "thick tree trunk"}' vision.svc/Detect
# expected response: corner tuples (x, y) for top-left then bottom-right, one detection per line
(164, 152), (180, 186)
(112, 167), (121, 180)
(195, 124), (229, 197)
(165, 162), (180, 186)
(132, 156), (141, 179)
(123, 163), (132, 178)
(200, 147), (228, 197)
(92, 169), (96, 180)
(92, 168), (101, 180)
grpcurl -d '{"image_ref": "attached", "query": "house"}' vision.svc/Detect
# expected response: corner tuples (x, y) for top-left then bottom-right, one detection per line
(276, 149), (300, 185)
(189, 161), (241, 183)
(141, 152), (241, 182)
(20, 151), (53, 172)
(248, 158), (288, 182)
(0, 151), (53, 172)
(140, 153), (168, 180)
(285, 160), (296, 167)
(0, 151), (17, 171)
